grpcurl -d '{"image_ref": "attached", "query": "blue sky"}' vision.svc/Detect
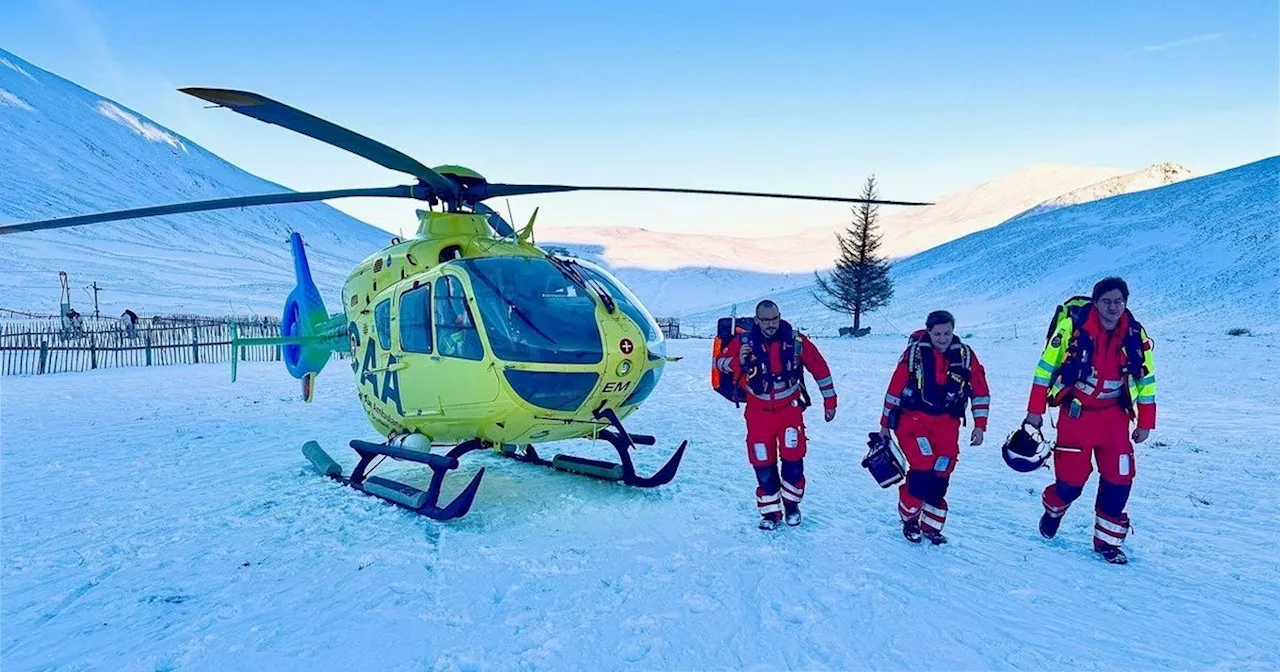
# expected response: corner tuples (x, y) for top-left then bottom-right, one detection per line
(2, 0), (1276, 237)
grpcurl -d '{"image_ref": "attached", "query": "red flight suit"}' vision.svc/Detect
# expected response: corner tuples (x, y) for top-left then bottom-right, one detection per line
(1030, 308), (1157, 550)
(720, 322), (836, 519)
(880, 335), (990, 535)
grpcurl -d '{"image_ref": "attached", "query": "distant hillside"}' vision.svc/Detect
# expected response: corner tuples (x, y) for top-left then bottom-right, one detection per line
(543, 163), (1198, 316)
(1013, 162), (1193, 220)
(686, 157), (1279, 337)
(0, 49), (392, 318)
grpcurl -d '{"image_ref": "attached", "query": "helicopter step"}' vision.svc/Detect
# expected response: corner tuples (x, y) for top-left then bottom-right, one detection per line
(495, 406), (687, 487)
(301, 438), (485, 521)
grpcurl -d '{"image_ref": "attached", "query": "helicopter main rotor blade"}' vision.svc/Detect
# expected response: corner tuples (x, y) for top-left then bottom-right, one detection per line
(0, 186), (422, 235)
(471, 183), (933, 207)
(180, 88), (459, 200)
(470, 202), (515, 237)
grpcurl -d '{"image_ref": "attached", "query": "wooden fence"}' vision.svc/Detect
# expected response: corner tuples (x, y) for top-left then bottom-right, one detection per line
(655, 317), (681, 339)
(0, 317), (300, 376)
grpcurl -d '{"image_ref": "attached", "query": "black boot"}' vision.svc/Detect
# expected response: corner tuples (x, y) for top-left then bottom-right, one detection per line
(1039, 512), (1062, 539)
(1095, 544), (1128, 565)
(921, 528), (948, 545)
(902, 519), (922, 543)
(784, 502), (802, 527)
(758, 513), (782, 531)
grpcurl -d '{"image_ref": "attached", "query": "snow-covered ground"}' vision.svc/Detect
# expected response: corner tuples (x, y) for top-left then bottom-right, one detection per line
(4, 334), (1278, 670)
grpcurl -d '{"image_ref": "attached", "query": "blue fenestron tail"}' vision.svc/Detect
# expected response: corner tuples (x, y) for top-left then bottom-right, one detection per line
(230, 232), (347, 400)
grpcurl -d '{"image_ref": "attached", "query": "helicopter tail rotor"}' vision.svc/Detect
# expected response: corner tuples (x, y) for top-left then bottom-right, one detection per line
(226, 232), (347, 398)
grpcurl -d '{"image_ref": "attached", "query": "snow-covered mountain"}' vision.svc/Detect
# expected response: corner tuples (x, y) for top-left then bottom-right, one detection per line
(1012, 161), (1193, 220)
(543, 162), (1197, 316)
(0, 49), (393, 318)
(686, 156), (1279, 336)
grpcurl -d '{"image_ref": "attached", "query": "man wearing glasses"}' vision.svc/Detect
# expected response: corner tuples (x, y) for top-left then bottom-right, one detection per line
(1023, 277), (1157, 564)
(718, 300), (838, 529)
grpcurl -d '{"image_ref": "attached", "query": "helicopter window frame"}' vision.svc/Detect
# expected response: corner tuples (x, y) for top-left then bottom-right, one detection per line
(374, 298), (392, 351)
(398, 283), (433, 354)
(433, 274), (485, 362)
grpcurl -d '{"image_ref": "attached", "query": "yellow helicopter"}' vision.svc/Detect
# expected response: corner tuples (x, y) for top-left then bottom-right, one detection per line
(0, 88), (931, 520)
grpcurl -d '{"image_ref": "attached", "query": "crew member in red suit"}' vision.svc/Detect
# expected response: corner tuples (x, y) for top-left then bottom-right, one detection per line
(716, 300), (837, 529)
(1025, 277), (1157, 565)
(879, 310), (990, 544)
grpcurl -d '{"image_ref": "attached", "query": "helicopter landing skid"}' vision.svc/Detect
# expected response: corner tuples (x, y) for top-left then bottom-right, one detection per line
(301, 439), (485, 521)
(496, 407), (687, 488)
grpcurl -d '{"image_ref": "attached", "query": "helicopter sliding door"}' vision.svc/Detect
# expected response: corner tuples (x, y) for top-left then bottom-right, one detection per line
(431, 275), (499, 410)
(394, 283), (437, 413)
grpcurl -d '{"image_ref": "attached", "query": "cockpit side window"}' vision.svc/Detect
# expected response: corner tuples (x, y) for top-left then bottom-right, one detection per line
(374, 299), (392, 351)
(434, 276), (484, 361)
(399, 284), (432, 354)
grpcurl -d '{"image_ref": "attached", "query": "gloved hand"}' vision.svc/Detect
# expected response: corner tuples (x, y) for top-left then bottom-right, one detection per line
(1023, 412), (1043, 429)
(970, 427), (985, 446)
(824, 406), (836, 422)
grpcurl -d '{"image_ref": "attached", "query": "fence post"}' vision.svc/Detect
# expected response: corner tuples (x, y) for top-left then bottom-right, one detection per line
(90, 332), (98, 370)
(38, 340), (48, 375)
(193, 334), (200, 364)
(145, 334), (152, 366)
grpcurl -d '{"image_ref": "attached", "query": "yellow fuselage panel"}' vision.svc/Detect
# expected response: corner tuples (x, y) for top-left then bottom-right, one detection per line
(338, 210), (662, 445)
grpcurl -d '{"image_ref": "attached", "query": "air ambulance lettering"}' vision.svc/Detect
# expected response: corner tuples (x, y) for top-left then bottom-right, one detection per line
(603, 381), (633, 394)
(348, 322), (361, 372)
(357, 337), (405, 415)
(359, 338), (379, 395)
(381, 354), (404, 415)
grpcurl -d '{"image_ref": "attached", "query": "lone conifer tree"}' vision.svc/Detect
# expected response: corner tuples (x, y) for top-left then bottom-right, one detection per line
(813, 175), (894, 334)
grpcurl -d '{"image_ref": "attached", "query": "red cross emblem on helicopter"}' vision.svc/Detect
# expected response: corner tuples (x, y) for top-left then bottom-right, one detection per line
(619, 338), (634, 354)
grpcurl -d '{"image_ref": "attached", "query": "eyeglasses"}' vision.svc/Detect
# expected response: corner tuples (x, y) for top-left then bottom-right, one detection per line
(756, 316), (781, 324)
(1097, 299), (1126, 308)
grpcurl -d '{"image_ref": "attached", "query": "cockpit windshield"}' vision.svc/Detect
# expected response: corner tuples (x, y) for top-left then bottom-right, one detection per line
(458, 257), (604, 364)
(572, 258), (666, 359)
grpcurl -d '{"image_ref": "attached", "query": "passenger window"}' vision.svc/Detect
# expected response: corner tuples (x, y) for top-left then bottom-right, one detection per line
(375, 299), (392, 350)
(434, 276), (484, 361)
(399, 285), (432, 354)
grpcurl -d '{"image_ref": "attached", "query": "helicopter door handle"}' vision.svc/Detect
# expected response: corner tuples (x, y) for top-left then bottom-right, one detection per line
(367, 360), (409, 374)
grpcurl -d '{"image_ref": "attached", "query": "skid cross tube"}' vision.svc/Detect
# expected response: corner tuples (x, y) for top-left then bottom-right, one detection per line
(324, 438), (485, 521)
(491, 409), (686, 487)
(592, 406), (687, 487)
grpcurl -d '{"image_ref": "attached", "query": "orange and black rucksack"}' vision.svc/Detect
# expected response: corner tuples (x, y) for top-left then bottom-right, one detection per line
(711, 317), (753, 403)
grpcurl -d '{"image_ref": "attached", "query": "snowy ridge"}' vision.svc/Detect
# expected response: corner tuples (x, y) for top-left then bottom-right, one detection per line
(0, 48), (392, 318)
(544, 163), (1199, 316)
(1014, 162), (1194, 220)
(791, 163), (1145, 264)
(686, 157), (1279, 336)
